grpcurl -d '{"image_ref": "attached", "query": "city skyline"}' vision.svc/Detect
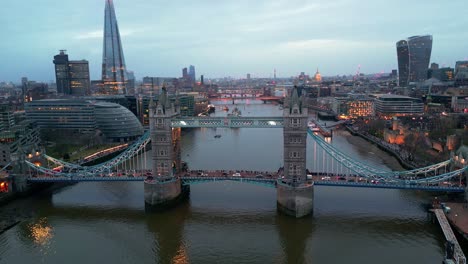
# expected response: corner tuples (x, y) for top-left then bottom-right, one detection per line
(1, 0), (467, 82)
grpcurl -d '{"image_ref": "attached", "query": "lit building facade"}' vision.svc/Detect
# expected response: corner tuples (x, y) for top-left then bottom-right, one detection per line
(373, 94), (424, 118)
(455, 61), (468, 86)
(396, 35), (433, 86)
(102, 0), (128, 95)
(25, 99), (143, 142)
(53, 50), (90, 96)
(332, 97), (374, 119)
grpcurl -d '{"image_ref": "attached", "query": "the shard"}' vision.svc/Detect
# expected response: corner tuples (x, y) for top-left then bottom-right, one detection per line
(102, 0), (127, 94)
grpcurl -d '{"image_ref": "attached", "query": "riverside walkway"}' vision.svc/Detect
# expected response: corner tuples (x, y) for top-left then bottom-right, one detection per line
(433, 209), (466, 264)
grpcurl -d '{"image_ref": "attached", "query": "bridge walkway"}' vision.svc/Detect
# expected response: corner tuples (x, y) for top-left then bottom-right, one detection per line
(433, 209), (466, 264)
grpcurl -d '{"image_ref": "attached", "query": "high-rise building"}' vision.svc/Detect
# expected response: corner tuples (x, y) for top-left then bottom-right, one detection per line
(430, 62), (439, 70)
(53, 50), (70, 94)
(102, 0), (128, 95)
(396, 35), (433, 86)
(188, 65), (196, 83)
(182, 68), (188, 80)
(396, 40), (409, 86)
(53, 50), (90, 96)
(455, 61), (468, 86)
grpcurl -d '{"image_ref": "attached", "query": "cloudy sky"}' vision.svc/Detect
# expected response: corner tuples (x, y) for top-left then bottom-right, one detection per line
(0, 0), (467, 82)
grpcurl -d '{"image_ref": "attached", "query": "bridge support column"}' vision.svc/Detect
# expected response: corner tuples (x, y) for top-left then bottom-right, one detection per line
(277, 181), (314, 218)
(144, 178), (189, 211)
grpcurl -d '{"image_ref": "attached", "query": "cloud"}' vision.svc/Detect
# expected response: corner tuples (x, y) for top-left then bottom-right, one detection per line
(279, 39), (389, 51)
(75, 30), (102, 39)
(74, 28), (143, 39)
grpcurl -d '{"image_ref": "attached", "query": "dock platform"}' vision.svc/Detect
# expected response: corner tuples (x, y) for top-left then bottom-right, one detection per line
(433, 208), (466, 264)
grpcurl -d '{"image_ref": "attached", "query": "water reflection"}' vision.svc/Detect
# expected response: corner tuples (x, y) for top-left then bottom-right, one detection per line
(276, 214), (314, 264)
(28, 218), (53, 246)
(145, 201), (190, 263)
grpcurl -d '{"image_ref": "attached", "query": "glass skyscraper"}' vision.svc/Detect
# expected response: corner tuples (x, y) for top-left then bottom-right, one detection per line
(396, 40), (409, 87)
(102, 0), (128, 95)
(188, 65), (196, 83)
(53, 50), (90, 96)
(396, 35), (432, 86)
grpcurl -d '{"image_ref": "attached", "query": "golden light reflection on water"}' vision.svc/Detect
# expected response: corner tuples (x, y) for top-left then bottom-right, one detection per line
(29, 218), (53, 246)
(172, 244), (189, 264)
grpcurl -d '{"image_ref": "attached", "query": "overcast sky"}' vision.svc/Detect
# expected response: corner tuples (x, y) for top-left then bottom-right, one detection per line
(0, 0), (467, 82)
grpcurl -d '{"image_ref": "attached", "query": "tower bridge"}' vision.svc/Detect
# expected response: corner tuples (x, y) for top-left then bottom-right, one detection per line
(19, 86), (468, 218)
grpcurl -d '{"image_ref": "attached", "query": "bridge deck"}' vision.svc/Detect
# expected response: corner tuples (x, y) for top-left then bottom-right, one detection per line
(26, 174), (465, 192)
(433, 209), (466, 264)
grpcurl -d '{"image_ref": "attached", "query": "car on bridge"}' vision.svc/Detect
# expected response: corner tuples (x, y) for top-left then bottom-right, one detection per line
(255, 174), (263, 178)
(321, 176), (331, 181)
(233, 173), (241, 177)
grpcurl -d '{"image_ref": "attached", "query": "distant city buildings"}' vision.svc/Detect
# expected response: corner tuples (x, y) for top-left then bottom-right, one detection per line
(53, 50), (90, 96)
(455, 61), (468, 86)
(396, 35), (433, 86)
(427, 67), (454, 82)
(372, 94), (424, 118)
(101, 0), (128, 95)
(0, 104), (41, 169)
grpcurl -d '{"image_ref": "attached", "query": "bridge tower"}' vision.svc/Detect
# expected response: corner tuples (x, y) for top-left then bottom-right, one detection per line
(144, 87), (188, 210)
(277, 86), (314, 218)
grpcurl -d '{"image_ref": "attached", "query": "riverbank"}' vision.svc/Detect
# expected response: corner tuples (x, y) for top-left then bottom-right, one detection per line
(345, 125), (468, 243)
(0, 143), (133, 234)
(345, 125), (417, 170)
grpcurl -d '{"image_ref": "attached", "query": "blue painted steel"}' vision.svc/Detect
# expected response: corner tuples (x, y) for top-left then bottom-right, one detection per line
(307, 129), (468, 184)
(313, 181), (465, 192)
(171, 117), (284, 128)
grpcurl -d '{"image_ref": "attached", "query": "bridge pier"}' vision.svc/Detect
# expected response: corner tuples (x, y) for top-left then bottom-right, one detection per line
(277, 181), (314, 218)
(144, 178), (190, 211)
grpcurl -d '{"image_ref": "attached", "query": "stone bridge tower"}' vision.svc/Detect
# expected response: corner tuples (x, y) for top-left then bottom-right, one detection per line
(277, 86), (314, 218)
(149, 88), (178, 178)
(144, 88), (188, 210)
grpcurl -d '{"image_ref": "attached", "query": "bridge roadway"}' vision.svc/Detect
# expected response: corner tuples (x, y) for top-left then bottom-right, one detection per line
(171, 116), (284, 128)
(27, 170), (465, 192)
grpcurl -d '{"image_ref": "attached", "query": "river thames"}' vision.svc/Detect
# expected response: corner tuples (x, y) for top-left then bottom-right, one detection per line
(0, 100), (455, 263)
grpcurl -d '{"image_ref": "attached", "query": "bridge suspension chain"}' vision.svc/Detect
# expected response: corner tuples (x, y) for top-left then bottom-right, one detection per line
(309, 130), (467, 184)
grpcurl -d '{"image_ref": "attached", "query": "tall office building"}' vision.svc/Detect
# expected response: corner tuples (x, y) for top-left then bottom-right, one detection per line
(53, 50), (90, 96)
(53, 50), (70, 94)
(102, 0), (128, 95)
(455, 61), (468, 86)
(182, 68), (188, 80)
(188, 65), (196, 83)
(396, 35), (432, 86)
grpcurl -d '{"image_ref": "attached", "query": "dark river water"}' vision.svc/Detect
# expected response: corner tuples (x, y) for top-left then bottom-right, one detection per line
(0, 100), (452, 264)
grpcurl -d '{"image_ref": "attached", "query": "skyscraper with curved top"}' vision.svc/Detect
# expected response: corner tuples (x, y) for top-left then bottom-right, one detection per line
(396, 35), (432, 86)
(102, 0), (127, 95)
